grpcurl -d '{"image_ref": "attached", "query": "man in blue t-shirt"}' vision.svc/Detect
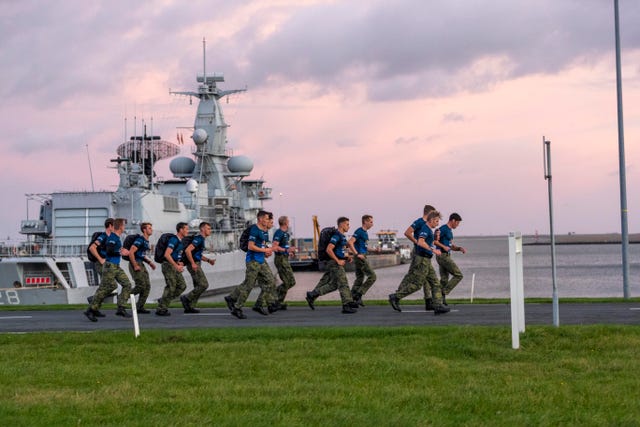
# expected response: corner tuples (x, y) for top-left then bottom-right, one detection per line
(182, 222), (216, 313)
(348, 214), (377, 306)
(434, 213), (466, 306)
(84, 218), (133, 322)
(88, 218), (114, 279)
(256, 215), (297, 309)
(389, 210), (450, 315)
(399, 204), (439, 310)
(128, 222), (156, 313)
(306, 217), (358, 314)
(225, 211), (278, 319)
(156, 222), (189, 316)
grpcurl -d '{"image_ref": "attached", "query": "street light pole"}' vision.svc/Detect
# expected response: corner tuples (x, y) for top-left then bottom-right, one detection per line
(543, 137), (559, 327)
(614, 0), (630, 298)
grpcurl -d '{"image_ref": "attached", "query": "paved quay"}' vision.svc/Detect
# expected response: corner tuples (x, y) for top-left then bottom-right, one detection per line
(0, 303), (638, 333)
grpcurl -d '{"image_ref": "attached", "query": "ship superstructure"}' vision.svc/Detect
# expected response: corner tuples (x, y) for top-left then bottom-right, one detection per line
(0, 40), (272, 305)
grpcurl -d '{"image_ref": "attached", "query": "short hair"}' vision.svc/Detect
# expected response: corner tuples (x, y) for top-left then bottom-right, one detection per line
(423, 205), (436, 215)
(337, 216), (349, 226)
(114, 218), (126, 229)
(199, 221), (211, 230)
(176, 222), (188, 233)
(257, 210), (269, 219)
(449, 213), (462, 222)
(104, 218), (115, 229)
(426, 210), (441, 222)
(140, 222), (152, 233)
(278, 216), (288, 226)
(362, 214), (373, 224)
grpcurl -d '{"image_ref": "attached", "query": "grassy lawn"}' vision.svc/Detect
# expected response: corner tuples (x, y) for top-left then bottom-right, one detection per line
(1, 325), (639, 426)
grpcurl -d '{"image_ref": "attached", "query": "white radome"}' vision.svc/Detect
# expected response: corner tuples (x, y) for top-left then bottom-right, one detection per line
(192, 128), (208, 144)
(227, 155), (254, 174)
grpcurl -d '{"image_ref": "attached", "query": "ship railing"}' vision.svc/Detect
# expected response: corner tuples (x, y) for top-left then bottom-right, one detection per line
(0, 240), (87, 258)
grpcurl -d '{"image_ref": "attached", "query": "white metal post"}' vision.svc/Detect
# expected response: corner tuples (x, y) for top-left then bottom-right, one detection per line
(130, 294), (140, 338)
(509, 232), (525, 349)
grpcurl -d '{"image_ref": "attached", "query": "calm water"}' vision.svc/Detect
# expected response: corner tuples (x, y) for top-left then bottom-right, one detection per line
(281, 236), (640, 302)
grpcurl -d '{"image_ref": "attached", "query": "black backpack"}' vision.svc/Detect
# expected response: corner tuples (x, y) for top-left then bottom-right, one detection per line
(121, 234), (140, 261)
(154, 233), (174, 263)
(239, 225), (253, 252)
(317, 227), (337, 261)
(86, 231), (104, 262)
(182, 234), (195, 249)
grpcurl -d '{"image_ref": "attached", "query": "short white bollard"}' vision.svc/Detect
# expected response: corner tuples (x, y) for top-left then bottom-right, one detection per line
(470, 273), (476, 303)
(130, 294), (140, 338)
(509, 232), (525, 349)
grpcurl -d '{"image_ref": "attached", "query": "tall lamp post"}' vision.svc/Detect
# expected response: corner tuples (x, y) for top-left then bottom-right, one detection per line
(614, 0), (630, 298)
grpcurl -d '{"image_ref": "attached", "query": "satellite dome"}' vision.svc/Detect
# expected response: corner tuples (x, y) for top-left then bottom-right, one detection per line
(186, 178), (198, 193)
(227, 155), (253, 174)
(169, 156), (196, 178)
(192, 128), (208, 144)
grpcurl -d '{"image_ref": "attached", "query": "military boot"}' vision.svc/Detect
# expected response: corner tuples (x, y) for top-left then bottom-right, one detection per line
(434, 304), (451, 315)
(116, 306), (132, 318)
(388, 293), (401, 312)
(425, 298), (435, 311)
(306, 291), (318, 310)
(341, 304), (357, 314)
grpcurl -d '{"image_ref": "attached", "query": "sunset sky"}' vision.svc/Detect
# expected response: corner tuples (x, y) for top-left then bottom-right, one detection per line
(1, 0), (638, 240)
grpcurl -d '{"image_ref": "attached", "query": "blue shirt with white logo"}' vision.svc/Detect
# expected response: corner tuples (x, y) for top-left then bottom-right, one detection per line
(95, 232), (108, 258)
(410, 217), (426, 250)
(131, 235), (150, 261)
(104, 233), (123, 265)
(416, 224), (435, 257)
(352, 227), (369, 255)
(188, 235), (206, 261)
(167, 235), (184, 263)
(246, 224), (269, 264)
(329, 231), (348, 260)
(273, 229), (290, 256)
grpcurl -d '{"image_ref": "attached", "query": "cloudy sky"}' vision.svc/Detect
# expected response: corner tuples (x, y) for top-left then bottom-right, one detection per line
(1, 0), (639, 240)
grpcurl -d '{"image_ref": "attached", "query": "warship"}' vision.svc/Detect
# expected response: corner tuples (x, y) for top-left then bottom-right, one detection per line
(0, 41), (273, 306)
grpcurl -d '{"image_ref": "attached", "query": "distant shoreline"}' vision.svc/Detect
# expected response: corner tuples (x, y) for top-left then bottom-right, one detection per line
(457, 233), (640, 245)
(521, 233), (640, 245)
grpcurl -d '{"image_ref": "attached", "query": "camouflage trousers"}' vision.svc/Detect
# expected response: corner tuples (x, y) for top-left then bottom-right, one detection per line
(395, 255), (443, 304)
(351, 255), (377, 298)
(274, 255), (296, 303)
(436, 253), (464, 295)
(94, 262), (104, 279)
(185, 262), (210, 307)
(90, 261), (131, 310)
(157, 263), (187, 310)
(314, 260), (353, 305)
(230, 261), (276, 309)
(129, 262), (151, 308)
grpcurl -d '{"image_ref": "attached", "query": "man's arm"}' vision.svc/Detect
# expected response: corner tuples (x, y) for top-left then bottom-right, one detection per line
(326, 243), (345, 266)
(164, 247), (183, 272)
(89, 242), (104, 265)
(418, 237), (441, 256)
(129, 245), (141, 271)
(184, 244), (197, 270)
(404, 225), (415, 243)
(248, 241), (273, 256)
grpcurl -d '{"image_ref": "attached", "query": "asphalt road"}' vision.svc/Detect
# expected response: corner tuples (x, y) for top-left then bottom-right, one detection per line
(0, 303), (638, 333)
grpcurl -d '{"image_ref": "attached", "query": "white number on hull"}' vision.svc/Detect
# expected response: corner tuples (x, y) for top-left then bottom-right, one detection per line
(0, 291), (21, 305)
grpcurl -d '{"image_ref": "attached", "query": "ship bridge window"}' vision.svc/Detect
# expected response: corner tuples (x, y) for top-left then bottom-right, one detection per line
(53, 208), (108, 245)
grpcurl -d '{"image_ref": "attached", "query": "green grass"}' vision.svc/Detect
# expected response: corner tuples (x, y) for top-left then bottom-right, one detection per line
(1, 325), (639, 426)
